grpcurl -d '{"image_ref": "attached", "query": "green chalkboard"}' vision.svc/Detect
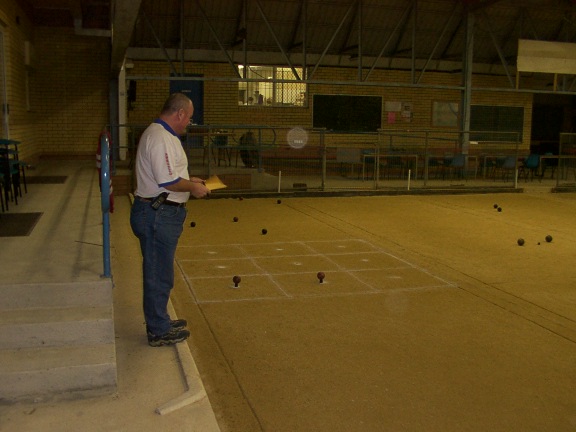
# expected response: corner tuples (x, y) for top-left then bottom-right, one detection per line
(313, 95), (382, 133)
(470, 105), (524, 142)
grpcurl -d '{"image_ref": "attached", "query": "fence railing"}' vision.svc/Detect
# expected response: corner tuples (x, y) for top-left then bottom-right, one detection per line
(106, 124), (537, 193)
(554, 133), (576, 188)
(99, 132), (112, 278)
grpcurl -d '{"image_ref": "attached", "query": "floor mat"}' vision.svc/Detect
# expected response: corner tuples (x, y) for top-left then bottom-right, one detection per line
(26, 176), (68, 184)
(0, 212), (43, 237)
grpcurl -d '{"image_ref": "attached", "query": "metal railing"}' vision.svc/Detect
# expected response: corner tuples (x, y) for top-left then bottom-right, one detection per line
(106, 124), (528, 194)
(99, 132), (112, 278)
(554, 133), (576, 188)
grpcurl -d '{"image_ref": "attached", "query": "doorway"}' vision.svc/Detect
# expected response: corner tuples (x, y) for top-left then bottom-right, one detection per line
(170, 75), (205, 157)
(170, 75), (204, 125)
(531, 94), (576, 154)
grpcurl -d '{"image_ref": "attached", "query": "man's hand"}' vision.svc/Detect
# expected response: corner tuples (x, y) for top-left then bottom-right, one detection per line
(190, 181), (210, 199)
(190, 177), (205, 185)
(164, 177), (210, 198)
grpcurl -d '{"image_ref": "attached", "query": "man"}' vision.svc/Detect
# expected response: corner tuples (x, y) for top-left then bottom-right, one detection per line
(130, 93), (210, 347)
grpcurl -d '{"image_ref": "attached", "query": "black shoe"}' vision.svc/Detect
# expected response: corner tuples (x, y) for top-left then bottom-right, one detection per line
(148, 327), (190, 347)
(146, 319), (188, 336)
(169, 319), (187, 330)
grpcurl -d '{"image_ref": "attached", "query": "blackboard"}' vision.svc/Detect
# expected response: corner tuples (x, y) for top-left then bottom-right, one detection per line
(313, 95), (382, 133)
(470, 105), (524, 141)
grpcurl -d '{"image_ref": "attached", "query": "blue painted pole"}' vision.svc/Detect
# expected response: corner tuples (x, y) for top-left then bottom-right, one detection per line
(100, 133), (112, 278)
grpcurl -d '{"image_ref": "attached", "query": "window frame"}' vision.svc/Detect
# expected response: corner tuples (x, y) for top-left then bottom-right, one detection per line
(238, 65), (307, 108)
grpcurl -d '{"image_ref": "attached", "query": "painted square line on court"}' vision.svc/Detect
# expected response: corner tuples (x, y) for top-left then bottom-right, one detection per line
(177, 239), (456, 304)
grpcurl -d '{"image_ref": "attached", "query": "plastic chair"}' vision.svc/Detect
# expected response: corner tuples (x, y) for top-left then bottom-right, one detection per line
(519, 154), (539, 182)
(500, 156), (518, 181)
(443, 153), (465, 179)
(493, 156), (517, 181)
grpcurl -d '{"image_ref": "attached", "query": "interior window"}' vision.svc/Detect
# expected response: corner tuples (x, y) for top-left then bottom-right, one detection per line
(238, 65), (307, 107)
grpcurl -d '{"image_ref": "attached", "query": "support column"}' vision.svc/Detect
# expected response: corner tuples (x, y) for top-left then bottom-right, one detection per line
(460, 10), (474, 153)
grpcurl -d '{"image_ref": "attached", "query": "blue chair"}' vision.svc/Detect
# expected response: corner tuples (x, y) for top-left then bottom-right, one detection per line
(519, 154), (539, 182)
(443, 153), (466, 179)
(494, 155), (517, 181)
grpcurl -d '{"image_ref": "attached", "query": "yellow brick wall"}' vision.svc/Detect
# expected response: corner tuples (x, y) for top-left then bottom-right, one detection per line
(34, 27), (110, 158)
(0, 0), (536, 163)
(0, 0), (37, 161)
(0, 1), (110, 162)
(127, 61), (533, 151)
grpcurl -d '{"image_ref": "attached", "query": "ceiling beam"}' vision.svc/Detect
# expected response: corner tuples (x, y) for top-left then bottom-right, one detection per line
(479, 9), (514, 87)
(254, 0), (301, 80)
(141, 10), (178, 76)
(387, 1), (413, 67)
(364, 2), (411, 81)
(416, 4), (459, 84)
(287, 0), (305, 52)
(110, 0), (142, 77)
(308, 0), (355, 79)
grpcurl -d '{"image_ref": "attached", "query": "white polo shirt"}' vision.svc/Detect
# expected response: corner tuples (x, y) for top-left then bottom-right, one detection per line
(134, 120), (190, 203)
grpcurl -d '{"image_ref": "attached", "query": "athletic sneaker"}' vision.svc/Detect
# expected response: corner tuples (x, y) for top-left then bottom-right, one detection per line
(146, 319), (188, 336)
(148, 327), (190, 347)
(170, 318), (187, 329)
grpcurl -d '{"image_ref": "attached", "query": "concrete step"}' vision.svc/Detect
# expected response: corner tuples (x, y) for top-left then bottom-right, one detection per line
(0, 281), (112, 310)
(0, 344), (117, 402)
(0, 306), (113, 349)
(0, 281), (117, 403)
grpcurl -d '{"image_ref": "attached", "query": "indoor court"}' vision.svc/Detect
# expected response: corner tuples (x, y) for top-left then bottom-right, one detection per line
(2, 160), (576, 431)
(112, 190), (576, 431)
(4, 1), (576, 430)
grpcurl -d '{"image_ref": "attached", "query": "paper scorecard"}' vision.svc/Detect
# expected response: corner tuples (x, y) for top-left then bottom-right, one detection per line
(204, 175), (227, 191)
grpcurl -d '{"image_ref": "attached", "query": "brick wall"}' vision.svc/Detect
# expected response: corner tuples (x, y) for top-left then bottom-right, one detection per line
(0, 0), (535, 163)
(34, 27), (110, 159)
(0, 1), (111, 162)
(0, 0), (38, 162)
(127, 61), (533, 151)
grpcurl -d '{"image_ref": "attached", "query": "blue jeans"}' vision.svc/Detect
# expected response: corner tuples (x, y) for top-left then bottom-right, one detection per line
(130, 199), (186, 336)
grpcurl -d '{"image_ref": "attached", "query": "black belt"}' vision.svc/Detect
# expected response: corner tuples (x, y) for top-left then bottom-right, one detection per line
(136, 196), (186, 208)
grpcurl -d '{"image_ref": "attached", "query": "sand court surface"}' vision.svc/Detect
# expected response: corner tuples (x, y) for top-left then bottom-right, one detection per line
(5, 163), (576, 432)
(178, 238), (453, 304)
(162, 192), (576, 431)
